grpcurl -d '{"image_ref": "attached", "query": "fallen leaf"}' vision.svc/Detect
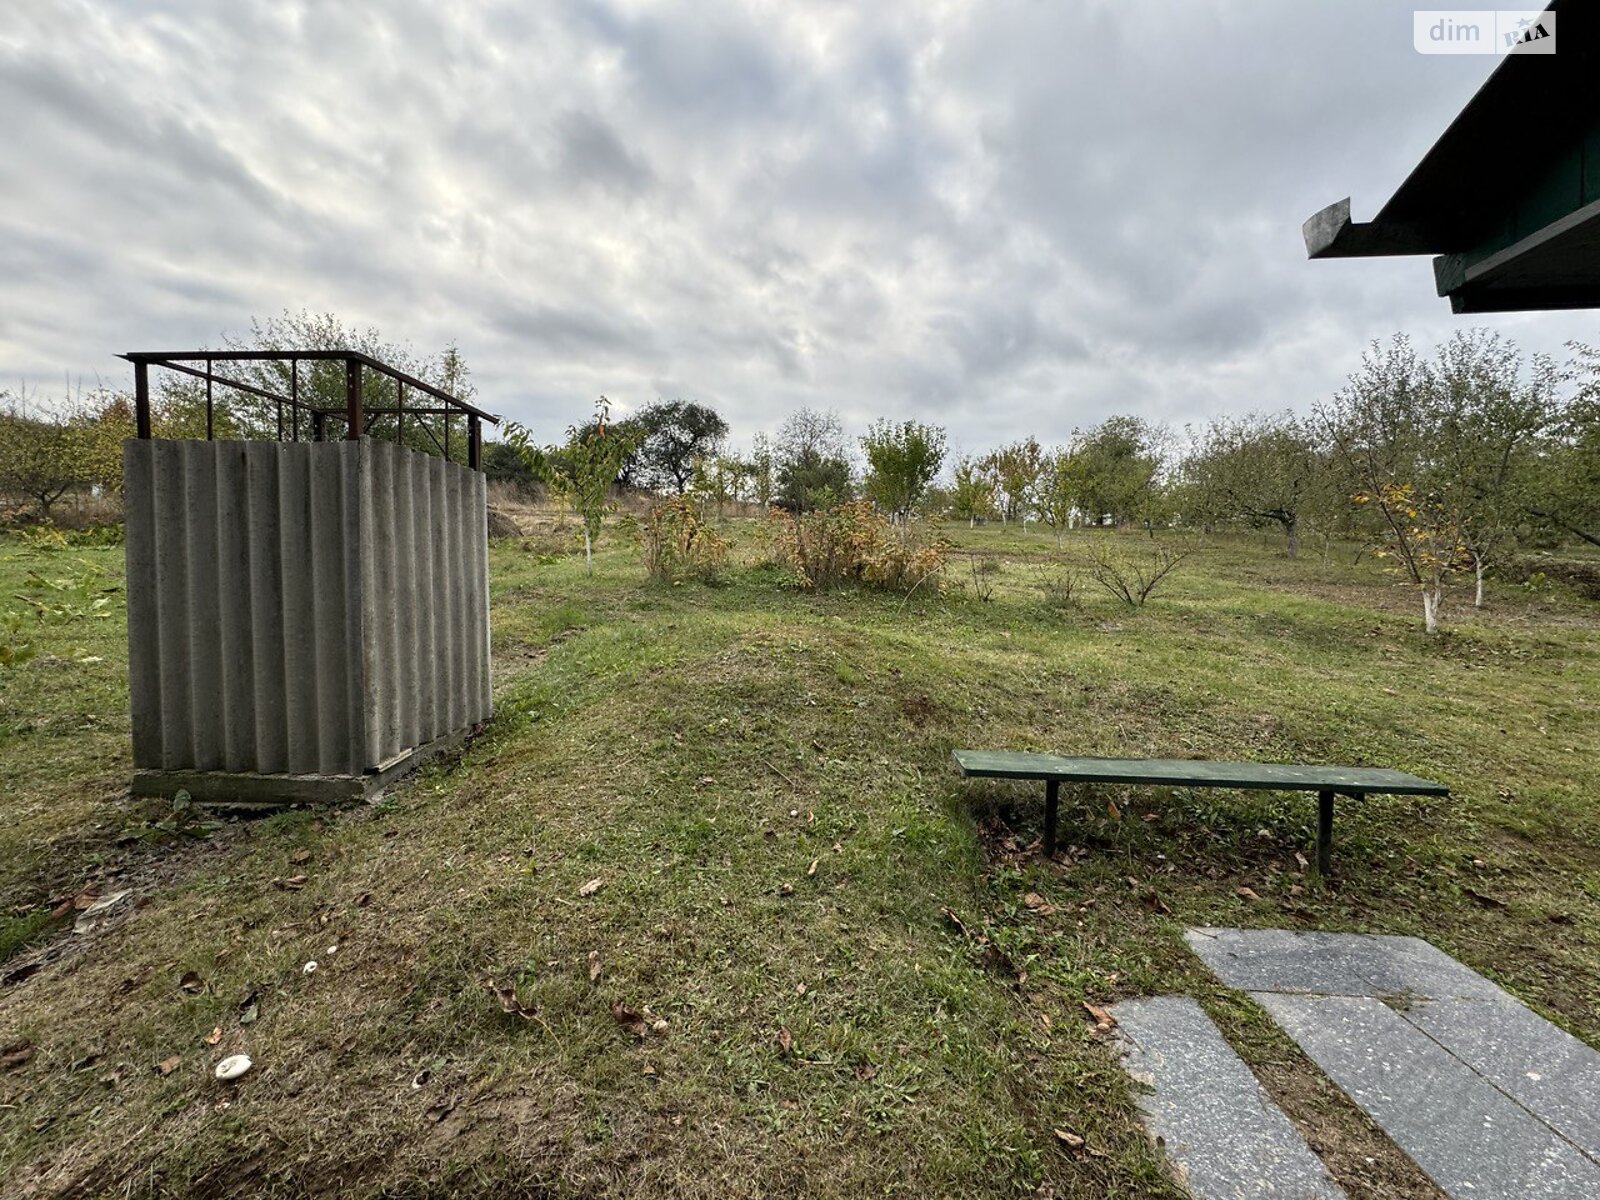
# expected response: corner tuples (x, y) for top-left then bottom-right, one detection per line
(239, 1004), (259, 1026)
(1, 1041), (33, 1071)
(1106, 799), (1121, 821)
(578, 878), (604, 897)
(156, 1055), (181, 1076)
(1082, 1001), (1117, 1032)
(273, 875), (308, 891)
(289, 849), (312, 865)
(1235, 886), (1262, 902)
(641, 1062), (658, 1077)
(1288, 884), (1304, 898)
(1023, 892), (1057, 915)
(610, 1000), (649, 1038)
(203, 1027), (223, 1046)
(777, 883), (794, 896)
(939, 905), (973, 939)
(179, 970), (205, 994)
(806, 859), (819, 878)
(353, 892), (372, 908)
(776, 1027), (793, 1056)
(1294, 851), (1310, 870)
(1053, 1128), (1085, 1149)
(832, 841), (843, 853)
(587, 950), (602, 983)
(1463, 887), (1508, 910)
(73, 890), (131, 934)
(480, 974), (537, 1020)
(72, 889), (99, 911)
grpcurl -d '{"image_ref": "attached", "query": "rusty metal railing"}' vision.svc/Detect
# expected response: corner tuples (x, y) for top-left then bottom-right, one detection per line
(121, 350), (500, 470)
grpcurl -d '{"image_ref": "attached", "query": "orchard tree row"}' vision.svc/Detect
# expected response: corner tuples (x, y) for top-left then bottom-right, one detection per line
(496, 328), (1597, 631)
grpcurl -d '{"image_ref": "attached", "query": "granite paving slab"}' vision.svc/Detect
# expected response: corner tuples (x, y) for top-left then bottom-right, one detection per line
(1112, 995), (1347, 1199)
(1188, 928), (1600, 1199)
(1254, 993), (1600, 1200)
(1184, 927), (1508, 1000)
(1402, 996), (1600, 1162)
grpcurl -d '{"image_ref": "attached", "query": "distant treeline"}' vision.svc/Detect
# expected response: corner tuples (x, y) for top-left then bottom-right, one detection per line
(486, 330), (1599, 571)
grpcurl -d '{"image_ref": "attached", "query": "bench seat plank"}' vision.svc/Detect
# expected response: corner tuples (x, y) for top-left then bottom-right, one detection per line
(951, 750), (1447, 796)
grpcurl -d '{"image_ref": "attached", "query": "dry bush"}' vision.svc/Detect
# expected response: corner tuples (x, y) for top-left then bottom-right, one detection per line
(769, 500), (947, 592)
(1086, 538), (1186, 607)
(485, 478), (539, 509)
(628, 495), (730, 584)
(1030, 560), (1078, 609)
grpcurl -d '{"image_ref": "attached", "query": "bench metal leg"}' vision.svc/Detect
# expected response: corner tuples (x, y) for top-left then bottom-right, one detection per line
(1315, 790), (1335, 875)
(1044, 779), (1060, 859)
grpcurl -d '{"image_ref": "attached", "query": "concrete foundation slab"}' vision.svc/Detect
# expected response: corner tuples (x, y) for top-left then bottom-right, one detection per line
(131, 726), (471, 805)
(1112, 995), (1346, 1199)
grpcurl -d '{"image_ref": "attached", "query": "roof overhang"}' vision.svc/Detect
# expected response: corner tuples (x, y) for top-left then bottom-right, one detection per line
(1305, 0), (1600, 313)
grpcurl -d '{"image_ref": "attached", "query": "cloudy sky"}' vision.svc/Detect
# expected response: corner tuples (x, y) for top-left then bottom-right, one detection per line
(1, 1), (1590, 452)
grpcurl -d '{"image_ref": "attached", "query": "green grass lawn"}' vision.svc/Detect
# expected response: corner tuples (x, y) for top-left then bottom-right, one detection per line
(0, 520), (1596, 1198)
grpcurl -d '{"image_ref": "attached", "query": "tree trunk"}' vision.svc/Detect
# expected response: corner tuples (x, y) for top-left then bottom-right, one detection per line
(1422, 586), (1441, 635)
(1474, 554), (1486, 609)
(584, 528), (593, 575)
(1283, 515), (1299, 560)
(969, 515), (975, 529)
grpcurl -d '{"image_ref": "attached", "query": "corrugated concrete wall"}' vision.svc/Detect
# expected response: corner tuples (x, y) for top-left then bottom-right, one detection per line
(359, 439), (491, 770)
(123, 438), (490, 778)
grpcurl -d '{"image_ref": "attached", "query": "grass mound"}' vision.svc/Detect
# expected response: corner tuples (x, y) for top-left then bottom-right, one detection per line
(1, 523), (1596, 1198)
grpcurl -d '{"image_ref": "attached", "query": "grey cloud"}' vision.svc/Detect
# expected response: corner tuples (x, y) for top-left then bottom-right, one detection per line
(489, 301), (657, 358)
(553, 110), (656, 196)
(1, 0), (1595, 453)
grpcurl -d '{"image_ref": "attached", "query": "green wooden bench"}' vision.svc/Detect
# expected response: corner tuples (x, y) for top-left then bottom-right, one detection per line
(951, 750), (1448, 873)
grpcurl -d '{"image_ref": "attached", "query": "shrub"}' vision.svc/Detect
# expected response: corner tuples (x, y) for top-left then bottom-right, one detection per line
(1086, 538), (1186, 607)
(1030, 561), (1078, 609)
(769, 500), (947, 593)
(629, 495), (729, 584)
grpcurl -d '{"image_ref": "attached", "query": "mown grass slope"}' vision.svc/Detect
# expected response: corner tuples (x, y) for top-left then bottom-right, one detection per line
(1, 521), (1596, 1198)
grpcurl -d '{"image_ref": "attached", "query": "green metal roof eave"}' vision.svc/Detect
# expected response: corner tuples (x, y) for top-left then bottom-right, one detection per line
(1302, 197), (1441, 259)
(1304, 1), (1585, 264)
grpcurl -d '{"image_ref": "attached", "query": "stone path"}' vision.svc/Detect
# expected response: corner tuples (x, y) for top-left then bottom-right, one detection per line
(1187, 926), (1600, 1200)
(1112, 995), (1347, 1199)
